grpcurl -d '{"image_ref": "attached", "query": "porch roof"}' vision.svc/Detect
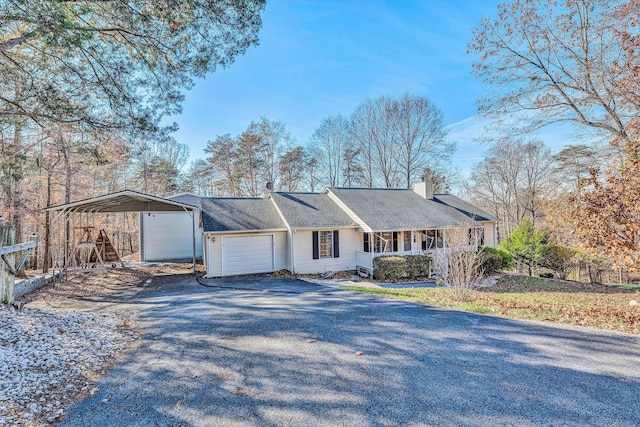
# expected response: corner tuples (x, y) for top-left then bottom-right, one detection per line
(433, 194), (498, 222)
(328, 188), (480, 231)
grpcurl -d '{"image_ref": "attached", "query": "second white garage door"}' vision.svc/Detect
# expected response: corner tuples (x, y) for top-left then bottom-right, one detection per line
(222, 235), (274, 276)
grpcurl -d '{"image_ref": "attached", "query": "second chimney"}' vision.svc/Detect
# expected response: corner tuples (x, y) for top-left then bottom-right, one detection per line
(412, 180), (433, 199)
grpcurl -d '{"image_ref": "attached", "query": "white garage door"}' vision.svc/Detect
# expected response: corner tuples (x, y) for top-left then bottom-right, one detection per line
(142, 212), (202, 261)
(222, 235), (274, 276)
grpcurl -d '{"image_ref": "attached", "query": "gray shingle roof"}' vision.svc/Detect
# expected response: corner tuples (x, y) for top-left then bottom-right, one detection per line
(167, 193), (201, 208)
(271, 192), (355, 228)
(433, 194), (498, 222)
(328, 188), (481, 231)
(201, 198), (286, 233)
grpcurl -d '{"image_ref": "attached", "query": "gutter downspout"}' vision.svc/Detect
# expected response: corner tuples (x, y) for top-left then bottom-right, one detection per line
(183, 206), (196, 275)
(192, 210), (196, 274)
(290, 229), (296, 274)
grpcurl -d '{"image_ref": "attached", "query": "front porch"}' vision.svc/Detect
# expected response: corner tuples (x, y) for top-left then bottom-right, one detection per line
(355, 228), (483, 276)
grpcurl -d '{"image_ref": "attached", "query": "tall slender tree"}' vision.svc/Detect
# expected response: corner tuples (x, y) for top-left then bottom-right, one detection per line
(309, 115), (350, 187)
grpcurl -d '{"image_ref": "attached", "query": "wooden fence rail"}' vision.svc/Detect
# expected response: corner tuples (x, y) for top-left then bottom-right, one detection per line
(1, 226), (37, 304)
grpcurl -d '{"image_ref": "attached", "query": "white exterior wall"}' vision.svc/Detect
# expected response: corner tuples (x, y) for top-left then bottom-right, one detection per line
(274, 232), (287, 272)
(286, 230), (293, 271)
(141, 211), (202, 261)
(204, 231), (287, 277)
(292, 228), (361, 274)
(483, 222), (497, 248)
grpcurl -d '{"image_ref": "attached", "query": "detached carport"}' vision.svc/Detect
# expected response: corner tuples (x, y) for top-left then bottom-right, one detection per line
(47, 190), (199, 279)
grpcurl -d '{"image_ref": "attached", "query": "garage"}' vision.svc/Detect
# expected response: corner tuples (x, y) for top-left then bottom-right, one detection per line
(141, 212), (202, 262)
(140, 192), (202, 262)
(200, 198), (288, 278)
(222, 235), (273, 276)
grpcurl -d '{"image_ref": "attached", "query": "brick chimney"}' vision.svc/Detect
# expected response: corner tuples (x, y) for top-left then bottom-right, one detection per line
(412, 180), (433, 199)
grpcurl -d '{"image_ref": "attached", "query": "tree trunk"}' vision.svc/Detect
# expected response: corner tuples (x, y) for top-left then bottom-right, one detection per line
(10, 125), (23, 245)
(42, 170), (53, 273)
(62, 143), (72, 267)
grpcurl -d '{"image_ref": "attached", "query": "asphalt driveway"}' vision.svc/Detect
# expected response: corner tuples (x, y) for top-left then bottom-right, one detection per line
(57, 275), (640, 426)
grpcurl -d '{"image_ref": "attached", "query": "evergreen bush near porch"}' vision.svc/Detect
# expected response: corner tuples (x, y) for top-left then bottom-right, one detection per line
(373, 256), (405, 281)
(405, 255), (432, 278)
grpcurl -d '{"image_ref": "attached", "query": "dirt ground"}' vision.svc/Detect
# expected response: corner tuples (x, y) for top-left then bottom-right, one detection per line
(19, 262), (205, 304)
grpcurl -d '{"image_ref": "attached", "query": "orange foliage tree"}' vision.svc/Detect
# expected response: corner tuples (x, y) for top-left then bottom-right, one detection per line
(570, 145), (640, 271)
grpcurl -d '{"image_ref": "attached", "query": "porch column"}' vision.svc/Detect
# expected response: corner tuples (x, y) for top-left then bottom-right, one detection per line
(369, 232), (374, 266)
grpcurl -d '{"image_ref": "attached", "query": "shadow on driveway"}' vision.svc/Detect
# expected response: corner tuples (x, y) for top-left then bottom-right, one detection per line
(57, 274), (640, 426)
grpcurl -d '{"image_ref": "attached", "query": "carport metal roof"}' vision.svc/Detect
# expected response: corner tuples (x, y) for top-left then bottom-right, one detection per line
(47, 190), (198, 213)
(48, 190), (199, 277)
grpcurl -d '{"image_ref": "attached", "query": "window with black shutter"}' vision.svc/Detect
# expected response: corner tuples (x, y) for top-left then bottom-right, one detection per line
(312, 231), (319, 259)
(313, 230), (338, 259)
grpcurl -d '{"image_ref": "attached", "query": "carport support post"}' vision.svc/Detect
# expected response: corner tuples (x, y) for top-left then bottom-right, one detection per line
(191, 208), (196, 275)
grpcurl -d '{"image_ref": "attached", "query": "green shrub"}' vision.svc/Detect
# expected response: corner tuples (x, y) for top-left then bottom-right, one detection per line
(405, 255), (432, 278)
(373, 256), (406, 281)
(539, 244), (575, 280)
(480, 247), (513, 273)
(479, 251), (502, 275)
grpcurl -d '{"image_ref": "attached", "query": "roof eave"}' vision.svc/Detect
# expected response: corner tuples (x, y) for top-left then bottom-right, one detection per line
(46, 190), (198, 212)
(203, 228), (288, 234)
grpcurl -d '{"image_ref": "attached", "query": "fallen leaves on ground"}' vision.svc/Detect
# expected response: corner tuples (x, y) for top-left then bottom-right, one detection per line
(342, 275), (640, 334)
(19, 263), (199, 302)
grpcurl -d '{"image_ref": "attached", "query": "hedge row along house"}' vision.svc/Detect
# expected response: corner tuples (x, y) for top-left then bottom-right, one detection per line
(139, 180), (497, 278)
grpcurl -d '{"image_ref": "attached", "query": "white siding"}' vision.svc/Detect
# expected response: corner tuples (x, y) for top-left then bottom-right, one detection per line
(286, 230), (293, 272)
(141, 212), (202, 261)
(267, 196), (293, 272)
(204, 231), (287, 277)
(274, 232), (287, 271)
(205, 234), (221, 277)
(483, 222), (497, 248)
(293, 228), (361, 274)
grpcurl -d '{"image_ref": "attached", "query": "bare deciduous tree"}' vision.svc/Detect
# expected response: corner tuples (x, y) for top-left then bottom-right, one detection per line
(469, 0), (638, 146)
(279, 146), (310, 192)
(393, 94), (453, 188)
(466, 139), (556, 239)
(432, 229), (484, 302)
(349, 94), (452, 188)
(247, 117), (292, 190)
(309, 115), (350, 187)
(182, 159), (217, 197)
(133, 136), (189, 195)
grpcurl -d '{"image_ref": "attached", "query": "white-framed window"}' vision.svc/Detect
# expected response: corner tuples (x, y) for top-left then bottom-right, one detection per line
(403, 231), (412, 251)
(319, 230), (333, 258)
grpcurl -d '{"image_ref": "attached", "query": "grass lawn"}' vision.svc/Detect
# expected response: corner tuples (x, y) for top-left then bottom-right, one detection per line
(341, 275), (640, 334)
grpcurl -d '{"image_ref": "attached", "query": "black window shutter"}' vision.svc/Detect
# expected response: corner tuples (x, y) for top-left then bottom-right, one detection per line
(392, 232), (398, 252)
(312, 231), (319, 259)
(333, 230), (340, 258)
(364, 233), (370, 252)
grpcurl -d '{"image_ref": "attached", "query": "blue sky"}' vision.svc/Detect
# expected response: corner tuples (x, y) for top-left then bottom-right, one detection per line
(171, 0), (573, 174)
